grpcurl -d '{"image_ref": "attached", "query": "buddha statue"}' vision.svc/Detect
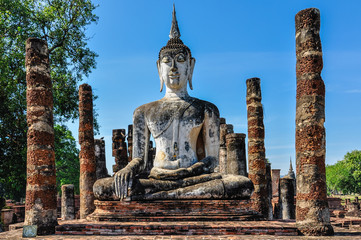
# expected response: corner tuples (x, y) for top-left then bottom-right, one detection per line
(93, 6), (254, 201)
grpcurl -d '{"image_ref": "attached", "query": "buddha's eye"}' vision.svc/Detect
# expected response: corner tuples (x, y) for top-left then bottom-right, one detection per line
(162, 56), (170, 63)
(177, 55), (185, 62)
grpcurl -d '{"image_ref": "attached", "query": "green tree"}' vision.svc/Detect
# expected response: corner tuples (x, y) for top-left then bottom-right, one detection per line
(326, 150), (361, 195)
(0, 0), (98, 200)
(54, 124), (79, 194)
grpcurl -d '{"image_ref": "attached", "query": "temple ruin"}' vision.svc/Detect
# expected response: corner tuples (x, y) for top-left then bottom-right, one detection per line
(2, 6), (352, 239)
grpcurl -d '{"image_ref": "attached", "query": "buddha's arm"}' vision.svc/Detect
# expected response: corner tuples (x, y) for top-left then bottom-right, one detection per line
(114, 106), (150, 199)
(202, 104), (220, 172)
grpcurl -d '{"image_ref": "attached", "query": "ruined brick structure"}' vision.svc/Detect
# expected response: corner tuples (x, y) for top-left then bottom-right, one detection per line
(61, 184), (75, 220)
(79, 84), (96, 219)
(112, 129), (128, 173)
(271, 169), (281, 197)
(226, 133), (247, 176)
(24, 38), (57, 235)
(94, 138), (109, 179)
(265, 162), (273, 219)
(279, 177), (295, 220)
(219, 121), (233, 174)
(246, 77), (269, 218)
(295, 8), (333, 235)
(127, 124), (133, 161)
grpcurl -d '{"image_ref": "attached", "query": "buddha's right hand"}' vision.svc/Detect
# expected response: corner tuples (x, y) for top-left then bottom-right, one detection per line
(114, 167), (134, 200)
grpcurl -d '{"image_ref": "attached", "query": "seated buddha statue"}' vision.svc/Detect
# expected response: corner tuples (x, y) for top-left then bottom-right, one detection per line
(93, 6), (254, 201)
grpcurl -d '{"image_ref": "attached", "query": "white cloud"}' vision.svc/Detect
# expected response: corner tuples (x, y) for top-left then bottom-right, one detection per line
(345, 89), (361, 93)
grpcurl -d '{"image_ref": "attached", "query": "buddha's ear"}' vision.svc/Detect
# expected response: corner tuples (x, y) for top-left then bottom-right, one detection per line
(157, 60), (164, 92)
(188, 58), (196, 90)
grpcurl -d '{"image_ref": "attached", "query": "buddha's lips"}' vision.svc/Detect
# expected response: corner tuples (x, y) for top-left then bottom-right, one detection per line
(169, 74), (180, 79)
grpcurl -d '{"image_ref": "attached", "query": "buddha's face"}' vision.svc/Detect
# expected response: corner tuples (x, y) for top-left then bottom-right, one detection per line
(157, 49), (195, 91)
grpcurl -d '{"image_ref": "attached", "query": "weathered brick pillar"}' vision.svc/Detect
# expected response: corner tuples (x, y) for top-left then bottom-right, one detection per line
(271, 169), (281, 197)
(266, 162), (273, 219)
(226, 133), (247, 176)
(246, 77), (269, 218)
(219, 122), (233, 174)
(112, 129), (128, 173)
(127, 124), (133, 161)
(61, 184), (75, 220)
(279, 177), (295, 220)
(94, 138), (109, 180)
(79, 84), (96, 219)
(24, 38), (57, 235)
(295, 8), (333, 235)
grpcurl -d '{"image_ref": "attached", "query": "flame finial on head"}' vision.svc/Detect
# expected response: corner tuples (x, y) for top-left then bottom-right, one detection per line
(169, 4), (180, 39)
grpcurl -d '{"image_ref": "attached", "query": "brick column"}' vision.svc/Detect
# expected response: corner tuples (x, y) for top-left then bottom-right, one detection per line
(94, 138), (109, 180)
(219, 122), (233, 174)
(271, 169), (281, 197)
(295, 8), (333, 235)
(79, 84), (96, 219)
(127, 124), (133, 161)
(279, 177), (295, 220)
(246, 77), (269, 218)
(24, 38), (57, 235)
(112, 129), (128, 173)
(61, 184), (75, 220)
(266, 162), (273, 219)
(226, 133), (247, 176)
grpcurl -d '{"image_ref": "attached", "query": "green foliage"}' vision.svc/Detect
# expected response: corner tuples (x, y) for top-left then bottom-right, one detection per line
(326, 150), (361, 195)
(0, 0), (98, 200)
(54, 125), (79, 194)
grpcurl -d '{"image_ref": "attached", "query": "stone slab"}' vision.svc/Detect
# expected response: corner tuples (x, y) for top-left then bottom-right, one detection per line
(56, 220), (298, 236)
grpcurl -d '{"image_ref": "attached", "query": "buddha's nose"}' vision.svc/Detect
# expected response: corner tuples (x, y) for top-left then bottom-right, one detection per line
(170, 59), (177, 72)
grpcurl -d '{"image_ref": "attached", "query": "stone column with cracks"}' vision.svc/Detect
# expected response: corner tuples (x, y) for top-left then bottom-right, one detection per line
(79, 84), (96, 219)
(246, 77), (269, 219)
(94, 138), (109, 180)
(279, 177), (295, 220)
(226, 133), (247, 176)
(24, 37), (58, 235)
(61, 184), (75, 220)
(295, 8), (333, 235)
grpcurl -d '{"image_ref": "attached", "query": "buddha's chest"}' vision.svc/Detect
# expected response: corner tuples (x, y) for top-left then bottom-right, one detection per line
(145, 101), (204, 139)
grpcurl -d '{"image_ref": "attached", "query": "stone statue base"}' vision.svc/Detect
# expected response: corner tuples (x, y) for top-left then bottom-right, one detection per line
(86, 199), (263, 222)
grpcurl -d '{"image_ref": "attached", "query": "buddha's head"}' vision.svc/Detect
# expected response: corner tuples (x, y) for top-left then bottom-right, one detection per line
(157, 5), (196, 92)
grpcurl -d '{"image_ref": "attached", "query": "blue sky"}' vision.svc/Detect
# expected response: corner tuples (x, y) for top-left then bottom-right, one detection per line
(68, 0), (361, 176)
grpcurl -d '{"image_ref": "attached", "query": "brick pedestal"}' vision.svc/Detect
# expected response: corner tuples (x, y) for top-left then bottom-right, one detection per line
(87, 199), (262, 222)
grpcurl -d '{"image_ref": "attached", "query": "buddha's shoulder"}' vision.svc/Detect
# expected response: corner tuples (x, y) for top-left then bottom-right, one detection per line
(133, 100), (163, 116)
(133, 98), (219, 117)
(191, 98), (220, 117)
